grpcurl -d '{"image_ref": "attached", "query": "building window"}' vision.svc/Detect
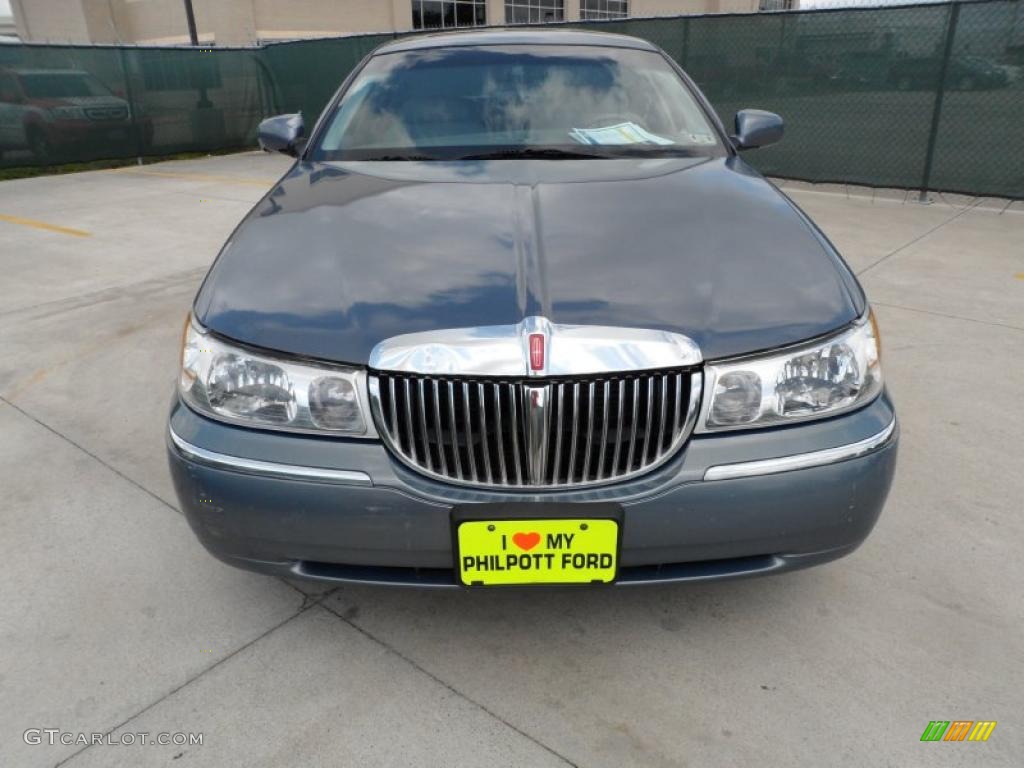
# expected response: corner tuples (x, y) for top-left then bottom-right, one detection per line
(412, 1), (487, 30)
(505, 1), (564, 25)
(579, 0), (628, 20)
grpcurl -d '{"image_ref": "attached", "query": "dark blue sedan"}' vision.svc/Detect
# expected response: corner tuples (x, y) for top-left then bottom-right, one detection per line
(168, 29), (897, 587)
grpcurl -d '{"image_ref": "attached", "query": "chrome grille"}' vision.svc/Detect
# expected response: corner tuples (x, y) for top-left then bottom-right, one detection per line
(370, 369), (701, 489)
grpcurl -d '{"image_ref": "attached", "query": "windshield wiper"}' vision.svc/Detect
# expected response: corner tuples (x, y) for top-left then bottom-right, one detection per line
(354, 153), (437, 161)
(455, 147), (612, 161)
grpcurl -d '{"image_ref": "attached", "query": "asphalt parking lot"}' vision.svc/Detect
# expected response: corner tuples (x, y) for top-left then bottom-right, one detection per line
(1, 152), (1021, 767)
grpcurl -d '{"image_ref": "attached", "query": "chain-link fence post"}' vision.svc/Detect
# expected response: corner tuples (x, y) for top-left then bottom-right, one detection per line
(918, 1), (963, 203)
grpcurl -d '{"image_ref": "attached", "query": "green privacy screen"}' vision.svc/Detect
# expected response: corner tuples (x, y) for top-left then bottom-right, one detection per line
(0, 0), (1021, 198)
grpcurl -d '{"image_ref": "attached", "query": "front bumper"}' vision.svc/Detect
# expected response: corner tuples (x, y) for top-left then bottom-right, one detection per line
(167, 392), (898, 586)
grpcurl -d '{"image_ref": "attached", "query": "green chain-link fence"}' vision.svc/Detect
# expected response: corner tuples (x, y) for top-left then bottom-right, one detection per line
(0, 0), (1021, 197)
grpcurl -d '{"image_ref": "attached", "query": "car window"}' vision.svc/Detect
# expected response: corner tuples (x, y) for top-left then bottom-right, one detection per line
(19, 73), (112, 99)
(312, 45), (723, 160)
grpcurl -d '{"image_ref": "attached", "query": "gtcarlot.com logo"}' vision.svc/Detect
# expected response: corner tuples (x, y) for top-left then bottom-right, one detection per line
(921, 721), (996, 742)
(24, 729), (204, 747)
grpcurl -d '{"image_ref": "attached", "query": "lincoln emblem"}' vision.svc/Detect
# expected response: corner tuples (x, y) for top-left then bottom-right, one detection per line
(529, 333), (545, 371)
(524, 384), (551, 483)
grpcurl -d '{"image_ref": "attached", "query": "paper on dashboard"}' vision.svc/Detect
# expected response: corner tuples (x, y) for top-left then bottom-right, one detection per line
(570, 122), (676, 146)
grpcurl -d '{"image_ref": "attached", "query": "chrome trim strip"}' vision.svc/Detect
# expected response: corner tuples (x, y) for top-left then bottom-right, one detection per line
(625, 378), (639, 472)
(597, 380), (611, 480)
(682, 372), (703, 452)
(402, 378), (416, 460)
(566, 382), (580, 483)
(703, 418), (896, 482)
(610, 379), (625, 477)
(462, 380), (478, 483)
(416, 378), (432, 472)
(168, 427), (373, 486)
(432, 379), (447, 476)
(507, 384), (521, 484)
(524, 384), (551, 484)
(489, 385), (501, 487)
(369, 316), (703, 377)
(446, 380), (462, 481)
(656, 373), (669, 459)
(640, 376), (653, 464)
(552, 383), (565, 483)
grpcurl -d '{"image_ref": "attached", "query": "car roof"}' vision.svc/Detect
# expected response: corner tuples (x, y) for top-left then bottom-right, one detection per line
(375, 27), (659, 55)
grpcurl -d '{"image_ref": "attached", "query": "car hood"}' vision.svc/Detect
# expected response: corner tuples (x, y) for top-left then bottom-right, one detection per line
(195, 156), (863, 365)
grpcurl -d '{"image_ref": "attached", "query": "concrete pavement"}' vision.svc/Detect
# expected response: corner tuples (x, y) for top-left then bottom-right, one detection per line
(0, 152), (1021, 766)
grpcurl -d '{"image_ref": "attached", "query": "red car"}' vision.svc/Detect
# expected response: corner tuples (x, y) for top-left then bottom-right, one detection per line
(0, 67), (151, 163)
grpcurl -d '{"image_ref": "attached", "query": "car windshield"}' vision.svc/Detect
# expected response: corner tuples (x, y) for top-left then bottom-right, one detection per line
(312, 45), (723, 161)
(20, 72), (111, 99)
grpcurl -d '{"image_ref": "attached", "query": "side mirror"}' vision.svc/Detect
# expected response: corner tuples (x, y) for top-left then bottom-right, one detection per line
(731, 109), (784, 150)
(258, 113), (305, 157)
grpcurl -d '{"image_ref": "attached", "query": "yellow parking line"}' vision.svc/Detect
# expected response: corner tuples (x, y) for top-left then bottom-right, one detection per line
(0, 214), (91, 238)
(111, 168), (277, 187)
(1016, 272), (1024, 280)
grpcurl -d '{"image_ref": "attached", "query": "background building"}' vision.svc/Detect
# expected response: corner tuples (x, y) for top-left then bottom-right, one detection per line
(10, 0), (763, 46)
(0, 0), (17, 40)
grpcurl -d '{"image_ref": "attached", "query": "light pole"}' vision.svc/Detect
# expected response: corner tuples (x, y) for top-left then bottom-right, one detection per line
(183, 0), (199, 46)
(181, 0), (211, 108)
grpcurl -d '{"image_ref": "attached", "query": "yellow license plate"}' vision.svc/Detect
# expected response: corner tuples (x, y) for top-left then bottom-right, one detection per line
(456, 518), (619, 586)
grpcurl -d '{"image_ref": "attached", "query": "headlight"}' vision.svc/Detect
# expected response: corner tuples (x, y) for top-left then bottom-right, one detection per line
(179, 316), (368, 435)
(700, 311), (882, 431)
